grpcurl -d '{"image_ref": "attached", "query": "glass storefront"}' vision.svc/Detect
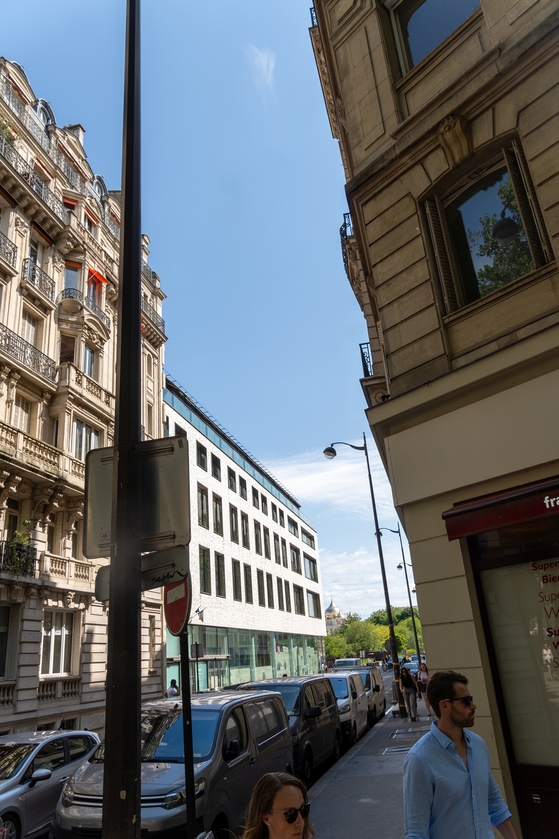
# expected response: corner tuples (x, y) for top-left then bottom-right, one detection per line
(166, 624), (324, 693)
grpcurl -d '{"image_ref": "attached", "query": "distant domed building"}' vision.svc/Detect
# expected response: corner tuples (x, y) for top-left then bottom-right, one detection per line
(325, 599), (345, 635)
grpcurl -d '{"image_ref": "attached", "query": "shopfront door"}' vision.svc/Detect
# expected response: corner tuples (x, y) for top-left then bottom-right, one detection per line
(465, 509), (559, 839)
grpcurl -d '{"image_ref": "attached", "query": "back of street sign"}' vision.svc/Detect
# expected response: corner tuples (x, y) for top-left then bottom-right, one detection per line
(95, 545), (189, 602)
(84, 436), (190, 558)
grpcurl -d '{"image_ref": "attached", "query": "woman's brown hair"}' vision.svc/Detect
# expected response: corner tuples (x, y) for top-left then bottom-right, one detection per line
(240, 772), (314, 839)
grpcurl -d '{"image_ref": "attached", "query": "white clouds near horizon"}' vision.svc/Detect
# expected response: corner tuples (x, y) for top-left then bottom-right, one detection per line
(245, 45), (276, 97)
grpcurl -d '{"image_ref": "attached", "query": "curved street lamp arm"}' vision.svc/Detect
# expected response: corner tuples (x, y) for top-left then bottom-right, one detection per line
(329, 441), (365, 451)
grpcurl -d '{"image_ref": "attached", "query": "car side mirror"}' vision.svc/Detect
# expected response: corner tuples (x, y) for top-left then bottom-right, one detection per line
(352, 691), (357, 700)
(225, 738), (241, 760)
(306, 706), (321, 719)
(374, 685), (380, 693)
(29, 767), (52, 787)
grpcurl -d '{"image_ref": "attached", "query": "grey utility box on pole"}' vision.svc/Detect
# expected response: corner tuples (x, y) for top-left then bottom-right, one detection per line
(83, 435), (190, 559)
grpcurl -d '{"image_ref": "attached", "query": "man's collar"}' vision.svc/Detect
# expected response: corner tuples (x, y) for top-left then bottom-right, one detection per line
(430, 719), (472, 749)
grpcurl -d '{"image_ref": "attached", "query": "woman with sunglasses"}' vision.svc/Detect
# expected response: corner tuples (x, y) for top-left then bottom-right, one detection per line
(399, 665), (419, 721)
(241, 772), (314, 839)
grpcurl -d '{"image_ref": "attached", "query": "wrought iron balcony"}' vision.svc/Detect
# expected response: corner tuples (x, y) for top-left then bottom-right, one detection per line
(141, 296), (165, 334)
(0, 321), (57, 382)
(142, 263), (158, 287)
(0, 78), (51, 153)
(310, 7), (317, 27)
(0, 229), (17, 269)
(22, 258), (55, 301)
(0, 540), (37, 577)
(53, 149), (86, 194)
(360, 342), (373, 378)
(0, 134), (65, 222)
(56, 287), (111, 331)
(340, 212), (353, 241)
(106, 213), (120, 240)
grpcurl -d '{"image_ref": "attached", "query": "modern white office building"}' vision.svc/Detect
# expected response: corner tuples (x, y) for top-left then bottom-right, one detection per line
(163, 376), (326, 690)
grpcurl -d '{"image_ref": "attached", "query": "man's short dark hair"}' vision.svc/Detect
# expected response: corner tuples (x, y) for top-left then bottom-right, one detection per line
(427, 670), (469, 718)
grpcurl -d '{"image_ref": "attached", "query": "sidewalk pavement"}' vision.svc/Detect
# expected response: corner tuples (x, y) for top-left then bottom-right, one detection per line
(308, 703), (432, 839)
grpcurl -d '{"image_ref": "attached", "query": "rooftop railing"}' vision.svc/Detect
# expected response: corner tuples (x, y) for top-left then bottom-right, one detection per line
(0, 134), (65, 222)
(0, 229), (17, 269)
(0, 78), (51, 153)
(22, 258), (55, 301)
(57, 287), (111, 331)
(141, 296), (165, 334)
(0, 321), (57, 382)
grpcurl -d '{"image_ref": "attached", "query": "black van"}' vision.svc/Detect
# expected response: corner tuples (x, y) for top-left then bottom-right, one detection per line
(238, 676), (341, 784)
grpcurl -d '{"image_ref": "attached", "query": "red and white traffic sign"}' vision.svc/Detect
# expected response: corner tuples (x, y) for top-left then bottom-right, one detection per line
(164, 575), (191, 636)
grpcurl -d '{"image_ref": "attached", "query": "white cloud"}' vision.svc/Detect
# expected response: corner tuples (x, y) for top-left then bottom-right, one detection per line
(266, 443), (395, 520)
(245, 45), (276, 97)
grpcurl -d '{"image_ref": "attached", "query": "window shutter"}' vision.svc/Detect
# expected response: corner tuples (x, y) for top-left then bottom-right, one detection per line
(425, 198), (459, 313)
(503, 145), (546, 268)
(511, 140), (552, 263)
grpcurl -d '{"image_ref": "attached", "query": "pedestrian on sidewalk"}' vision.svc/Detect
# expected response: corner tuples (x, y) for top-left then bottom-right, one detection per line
(164, 679), (178, 697)
(403, 669), (519, 839)
(400, 666), (419, 721)
(241, 772), (314, 839)
(417, 662), (431, 716)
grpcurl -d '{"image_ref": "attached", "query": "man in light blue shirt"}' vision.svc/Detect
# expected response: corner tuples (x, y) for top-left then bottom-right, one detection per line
(403, 670), (519, 839)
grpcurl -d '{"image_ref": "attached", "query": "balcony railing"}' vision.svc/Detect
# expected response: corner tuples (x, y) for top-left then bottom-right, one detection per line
(359, 342), (373, 378)
(0, 229), (17, 269)
(340, 212), (353, 241)
(57, 287), (111, 331)
(38, 677), (81, 702)
(22, 258), (55, 301)
(40, 552), (92, 586)
(54, 148), (86, 193)
(142, 263), (158, 288)
(310, 7), (317, 27)
(106, 214), (120, 240)
(0, 134), (65, 222)
(0, 540), (37, 577)
(0, 321), (57, 382)
(141, 296), (165, 334)
(0, 78), (51, 153)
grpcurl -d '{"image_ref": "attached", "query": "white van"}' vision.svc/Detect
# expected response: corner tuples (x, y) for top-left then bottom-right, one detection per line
(326, 672), (368, 746)
(334, 658), (361, 668)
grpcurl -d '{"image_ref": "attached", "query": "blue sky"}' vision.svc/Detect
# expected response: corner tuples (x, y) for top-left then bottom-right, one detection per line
(1, 0), (416, 618)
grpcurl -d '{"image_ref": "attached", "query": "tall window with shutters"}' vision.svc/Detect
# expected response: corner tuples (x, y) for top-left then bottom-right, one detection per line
(425, 142), (552, 314)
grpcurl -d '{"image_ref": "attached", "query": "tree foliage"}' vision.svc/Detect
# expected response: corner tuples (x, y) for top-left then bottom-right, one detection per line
(467, 179), (533, 296)
(327, 606), (422, 657)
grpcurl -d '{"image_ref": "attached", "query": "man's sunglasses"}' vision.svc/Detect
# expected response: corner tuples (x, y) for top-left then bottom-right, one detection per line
(270, 804), (311, 823)
(444, 695), (474, 707)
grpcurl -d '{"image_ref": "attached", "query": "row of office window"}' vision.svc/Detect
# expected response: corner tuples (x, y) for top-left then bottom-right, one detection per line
(195, 444), (315, 548)
(198, 548), (321, 618)
(197, 485), (318, 582)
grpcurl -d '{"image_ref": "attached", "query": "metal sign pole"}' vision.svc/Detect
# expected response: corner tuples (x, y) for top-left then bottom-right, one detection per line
(102, 0), (143, 837)
(179, 630), (198, 839)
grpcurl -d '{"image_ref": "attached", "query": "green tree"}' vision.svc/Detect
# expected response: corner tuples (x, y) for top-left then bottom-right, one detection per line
(324, 634), (349, 659)
(468, 178), (533, 296)
(344, 621), (383, 656)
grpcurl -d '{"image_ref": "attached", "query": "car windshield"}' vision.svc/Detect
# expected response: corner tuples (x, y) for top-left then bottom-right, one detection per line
(92, 709), (221, 763)
(265, 685), (300, 716)
(0, 744), (35, 779)
(335, 660), (357, 668)
(329, 678), (349, 700)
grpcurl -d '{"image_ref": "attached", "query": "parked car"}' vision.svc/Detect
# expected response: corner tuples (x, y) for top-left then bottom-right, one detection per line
(0, 729), (100, 839)
(51, 691), (292, 839)
(332, 665), (386, 726)
(333, 658), (361, 668)
(238, 676), (342, 784)
(325, 672), (368, 746)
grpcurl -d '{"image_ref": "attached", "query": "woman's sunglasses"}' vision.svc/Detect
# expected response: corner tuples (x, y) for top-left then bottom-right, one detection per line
(270, 803), (311, 823)
(444, 695), (474, 707)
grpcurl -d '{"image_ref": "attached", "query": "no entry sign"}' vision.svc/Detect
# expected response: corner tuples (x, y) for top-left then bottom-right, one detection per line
(164, 576), (191, 636)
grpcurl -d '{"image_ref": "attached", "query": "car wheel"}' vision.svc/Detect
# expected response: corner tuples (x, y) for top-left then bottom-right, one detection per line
(211, 815), (229, 839)
(333, 733), (342, 763)
(1, 814), (20, 839)
(302, 748), (313, 786)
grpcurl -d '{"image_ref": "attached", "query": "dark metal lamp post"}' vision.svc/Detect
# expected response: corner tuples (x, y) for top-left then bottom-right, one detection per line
(380, 525), (422, 666)
(323, 434), (404, 715)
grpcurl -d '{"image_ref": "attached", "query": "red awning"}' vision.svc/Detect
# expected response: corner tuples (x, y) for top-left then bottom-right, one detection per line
(88, 268), (109, 285)
(443, 476), (559, 540)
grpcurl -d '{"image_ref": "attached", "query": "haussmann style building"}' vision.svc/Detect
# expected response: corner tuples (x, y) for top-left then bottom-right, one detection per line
(0, 57), (167, 734)
(310, 1), (559, 836)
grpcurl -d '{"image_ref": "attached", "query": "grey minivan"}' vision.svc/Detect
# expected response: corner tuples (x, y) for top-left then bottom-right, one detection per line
(238, 676), (342, 784)
(51, 691), (292, 839)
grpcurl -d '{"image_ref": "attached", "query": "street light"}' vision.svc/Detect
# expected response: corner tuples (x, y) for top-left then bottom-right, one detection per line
(323, 434), (404, 716)
(380, 525), (422, 665)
